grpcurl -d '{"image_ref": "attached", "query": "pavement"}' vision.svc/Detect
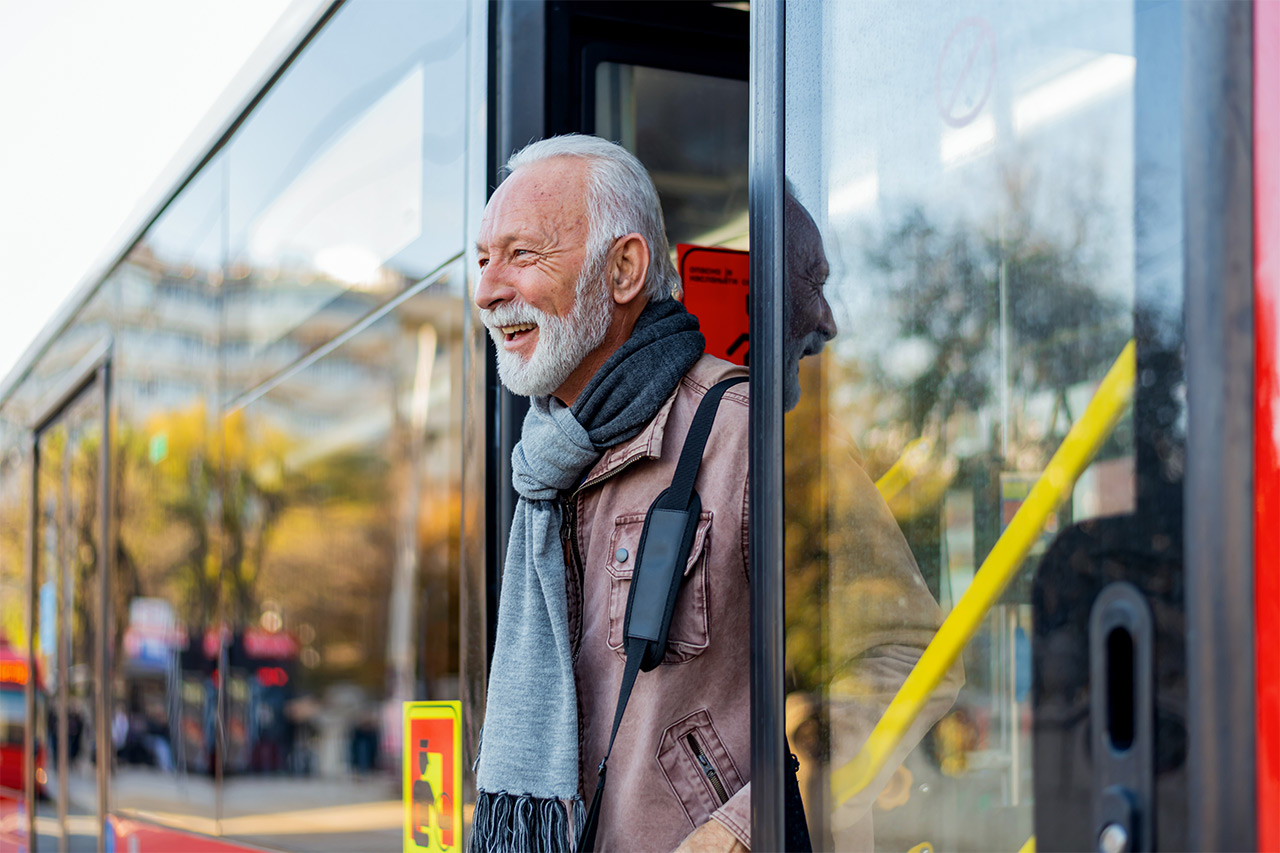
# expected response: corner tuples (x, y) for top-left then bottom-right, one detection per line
(38, 766), (407, 852)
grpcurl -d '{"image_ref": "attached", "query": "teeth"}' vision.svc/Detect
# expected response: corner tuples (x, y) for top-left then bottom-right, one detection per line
(500, 323), (536, 334)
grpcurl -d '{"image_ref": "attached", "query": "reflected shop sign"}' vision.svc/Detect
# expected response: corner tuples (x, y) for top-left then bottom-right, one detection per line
(403, 701), (462, 853)
(123, 597), (184, 670)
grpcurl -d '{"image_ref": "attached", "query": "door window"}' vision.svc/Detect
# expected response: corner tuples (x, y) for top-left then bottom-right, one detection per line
(594, 63), (749, 251)
(781, 1), (1183, 848)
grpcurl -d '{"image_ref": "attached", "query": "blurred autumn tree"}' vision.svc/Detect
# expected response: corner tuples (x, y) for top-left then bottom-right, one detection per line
(117, 404), (290, 645)
(863, 171), (1129, 456)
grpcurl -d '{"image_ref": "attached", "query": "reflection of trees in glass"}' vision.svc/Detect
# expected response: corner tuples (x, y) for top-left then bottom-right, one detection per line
(62, 425), (102, 670)
(255, 442), (395, 693)
(117, 405), (288, 638)
(0, 463), (27, 646)
(865, 206), (1126, 450)
(862, 175), (1129, 459)
(784, 360), (831, 694)
(220, 411), (288, 626)
(784, 169), (1133, 695)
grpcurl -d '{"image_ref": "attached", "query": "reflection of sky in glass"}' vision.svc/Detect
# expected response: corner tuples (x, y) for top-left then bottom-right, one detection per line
(229, 0), (467, 282)
(136, 157), (225, 272)
(248, 66), (425, 283)
(218, 0), (468, 385)
(789, 1), (1136, 364)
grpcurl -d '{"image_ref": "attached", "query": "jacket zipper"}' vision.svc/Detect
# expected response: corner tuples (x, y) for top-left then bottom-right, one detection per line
(561, 494), (586, 662)
(561, 452), (648, 664)
(686, 733), (730, 805)
(575, 452), (648, 495)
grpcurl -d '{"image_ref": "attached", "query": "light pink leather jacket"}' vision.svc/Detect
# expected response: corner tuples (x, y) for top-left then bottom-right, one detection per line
(566, 355), (752, 853)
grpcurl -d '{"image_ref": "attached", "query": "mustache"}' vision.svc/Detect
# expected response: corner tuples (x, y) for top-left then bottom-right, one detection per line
(480, 302), (546, 331)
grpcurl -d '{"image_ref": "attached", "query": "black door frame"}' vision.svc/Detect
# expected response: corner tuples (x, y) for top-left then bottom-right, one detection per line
(485, 0), (772, 844)
(1182, 1), (1256, 847)
(748, 1), (786, 848)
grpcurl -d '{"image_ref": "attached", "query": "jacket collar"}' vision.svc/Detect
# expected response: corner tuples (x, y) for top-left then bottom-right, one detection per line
(575, 382), (680, 494)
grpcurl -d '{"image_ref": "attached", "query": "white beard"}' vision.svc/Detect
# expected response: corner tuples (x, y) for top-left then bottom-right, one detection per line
(482, 263), (614, 398)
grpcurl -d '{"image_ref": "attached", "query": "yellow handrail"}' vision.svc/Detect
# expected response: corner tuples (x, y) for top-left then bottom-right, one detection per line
(830, 340), (1137, 805)
(875, 436), (934, 501)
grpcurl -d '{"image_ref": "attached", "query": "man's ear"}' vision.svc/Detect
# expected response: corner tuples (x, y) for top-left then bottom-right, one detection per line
(607, 233), (650, 306)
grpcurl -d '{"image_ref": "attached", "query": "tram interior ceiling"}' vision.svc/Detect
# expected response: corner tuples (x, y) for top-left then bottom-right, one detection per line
(0, 0), (1271, 851)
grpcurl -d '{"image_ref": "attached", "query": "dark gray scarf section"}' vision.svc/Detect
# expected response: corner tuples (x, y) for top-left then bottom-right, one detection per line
(471, 298), (704, 853)
(572, 297), (705, 447)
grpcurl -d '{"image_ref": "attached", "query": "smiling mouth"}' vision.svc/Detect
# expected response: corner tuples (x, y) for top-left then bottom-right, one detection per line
(499, 322), (537, 342)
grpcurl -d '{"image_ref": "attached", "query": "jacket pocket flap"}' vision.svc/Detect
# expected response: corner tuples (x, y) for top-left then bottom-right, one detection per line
(605, 510), (713, 581)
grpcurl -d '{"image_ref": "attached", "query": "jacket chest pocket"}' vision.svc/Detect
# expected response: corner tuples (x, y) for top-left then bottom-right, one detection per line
(604, 511), (713, 664)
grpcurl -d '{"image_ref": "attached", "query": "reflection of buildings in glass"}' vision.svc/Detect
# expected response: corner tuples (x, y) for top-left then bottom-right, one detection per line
(0, 3), (471, 846)
(104, 231), (466, 784)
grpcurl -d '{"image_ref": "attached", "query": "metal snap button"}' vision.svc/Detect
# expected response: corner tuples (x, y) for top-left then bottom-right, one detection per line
(615, 548), (629, 563)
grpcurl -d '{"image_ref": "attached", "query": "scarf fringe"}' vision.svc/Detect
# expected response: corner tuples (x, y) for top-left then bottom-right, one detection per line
(470, 790), (585, 852)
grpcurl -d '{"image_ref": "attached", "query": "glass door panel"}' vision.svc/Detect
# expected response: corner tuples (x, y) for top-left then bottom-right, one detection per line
(594, 63), (749, 251)
(781, 1), (1182, 849)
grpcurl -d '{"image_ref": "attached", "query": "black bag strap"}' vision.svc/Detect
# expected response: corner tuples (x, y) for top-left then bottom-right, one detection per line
(578, 376), (746, 852)
(659, 376), (746, 511)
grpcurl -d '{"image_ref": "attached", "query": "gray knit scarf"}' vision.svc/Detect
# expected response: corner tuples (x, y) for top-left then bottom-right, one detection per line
(472, 298), (704, 852)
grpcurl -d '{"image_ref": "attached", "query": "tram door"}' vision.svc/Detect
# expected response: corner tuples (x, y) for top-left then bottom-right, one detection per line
(27, 357), (109, 852)
(487, 0), (750, 655)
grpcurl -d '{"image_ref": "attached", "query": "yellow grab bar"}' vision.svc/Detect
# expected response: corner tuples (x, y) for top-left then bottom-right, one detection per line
(830, 340), (1137, 805)
(875, 436), (934, 501)
(1018, 836), (1037, 853)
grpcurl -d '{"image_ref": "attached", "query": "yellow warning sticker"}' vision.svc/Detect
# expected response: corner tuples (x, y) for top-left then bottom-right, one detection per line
(404, 701), (462, 852)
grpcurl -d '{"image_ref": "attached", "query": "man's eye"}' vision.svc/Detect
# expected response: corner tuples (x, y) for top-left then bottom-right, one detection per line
(478, 257), (489, 269)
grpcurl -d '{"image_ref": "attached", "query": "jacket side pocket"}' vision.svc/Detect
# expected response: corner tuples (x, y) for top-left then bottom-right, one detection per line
(655, 709), (746, 830)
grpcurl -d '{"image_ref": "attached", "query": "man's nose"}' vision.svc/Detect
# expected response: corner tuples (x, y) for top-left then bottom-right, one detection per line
(818, 294), (838, 341)
(474, 261), (514, 311)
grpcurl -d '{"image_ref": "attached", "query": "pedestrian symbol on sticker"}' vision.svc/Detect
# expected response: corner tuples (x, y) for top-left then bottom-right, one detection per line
(404, 701), (462, 852)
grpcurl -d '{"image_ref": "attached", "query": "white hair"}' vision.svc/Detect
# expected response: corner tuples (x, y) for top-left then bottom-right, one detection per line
(503, 134), (678, 302)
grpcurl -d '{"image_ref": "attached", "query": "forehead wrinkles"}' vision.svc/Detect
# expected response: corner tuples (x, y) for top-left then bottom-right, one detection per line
(482, 159), (589, 245)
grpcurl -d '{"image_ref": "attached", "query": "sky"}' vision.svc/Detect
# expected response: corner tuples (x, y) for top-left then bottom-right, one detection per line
(0, 0), (299, 383)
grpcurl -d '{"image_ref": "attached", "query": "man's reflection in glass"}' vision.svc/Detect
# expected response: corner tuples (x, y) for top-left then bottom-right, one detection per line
(783, 186), (963, 851)
(784, 188), (838, 413)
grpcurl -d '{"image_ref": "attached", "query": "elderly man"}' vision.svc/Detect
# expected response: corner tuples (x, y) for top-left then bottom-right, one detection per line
(471, 135), (752, 853)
